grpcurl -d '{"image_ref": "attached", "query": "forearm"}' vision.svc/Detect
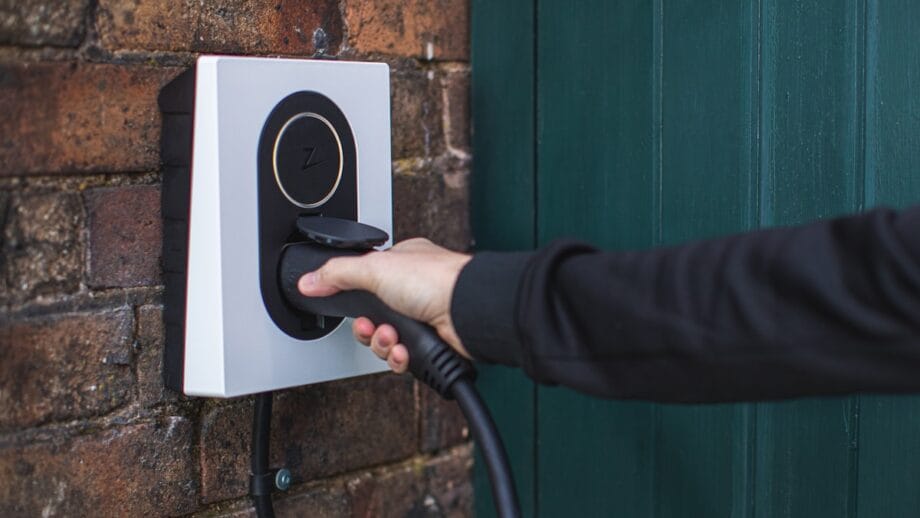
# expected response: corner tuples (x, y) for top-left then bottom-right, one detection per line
(451, 206), (920, 403)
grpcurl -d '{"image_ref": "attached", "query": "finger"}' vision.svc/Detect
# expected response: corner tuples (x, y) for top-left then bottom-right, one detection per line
(370, 324), (398, 360)
(393, 237), (432, 252)
(352, 317), (376, 346)
(387, 345), (409, 374)
(297, 271), (340, 297)
(301, 255), (379, 297)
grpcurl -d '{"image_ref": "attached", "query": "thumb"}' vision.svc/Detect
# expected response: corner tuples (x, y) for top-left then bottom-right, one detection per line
(297, 255), (376, 297)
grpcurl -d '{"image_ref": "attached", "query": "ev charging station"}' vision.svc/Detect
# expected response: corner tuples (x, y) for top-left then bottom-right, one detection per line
(160, 56), (393, 397)
(159, 56), (518, 517)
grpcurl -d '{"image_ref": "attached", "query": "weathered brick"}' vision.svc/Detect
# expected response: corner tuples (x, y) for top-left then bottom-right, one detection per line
(198, 0), (344, 55)
(0, 190), (9, 298)
(0, 191), (9, 235)
(393, 170), (470, 251)
(420, 383), (468, 453)
(344, 0), (469, 60)
(136, 304), (178, 406)
(0, 418), (197, 516)
(442, 68), (470, 156)
(0, 62), (179, 176)
(95, 0), (198, 52)
(0, 309), (134, 430)
(96, 0), (344, 55)
(0, 0), (90, 47)
(7, 191), (82, 245)
(220, 447), (472, 517)
(216, 480), (350, 518)
(5, 243), (82, 302)
(199, 374), (417, 503)
(2, 191), (84, 302)
(424, 445), (475, 518)
(391, 66), (445, 160)
(86, 185), (162, 288)
(347, 444), (474, 518)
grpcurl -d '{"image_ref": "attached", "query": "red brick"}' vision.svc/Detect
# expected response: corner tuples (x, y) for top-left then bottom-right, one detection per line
(391, 66), (445, 159)
(4, 243), (82, 302)
(199, 374), (417, 503)
(7, 192), (82, 245)
(347, 444), (474, 518)
(136, 304), (178, 406)
(0, 0), (90, 47)
(96, 0), (344, 55)
(0, 62), (179, 176)
(344, 0), (469, 60)
(442, 68), (471, 156)
(0, 191), (8, 298)
(216, 481), (350, 518)
(420, 382), (469, 453)
(215, 447), (472, 518)
(0, 418), (197, 516)
(198, 0), (344, 55)
(3, 191), (84, 302)
(0, 191), (9, 234)
(0, 309), (135, 430)
(423, 445), (475, 517)
(86, 185), (162, 288)
(393, 170), (471, 251)
(95, 0), (198, 51)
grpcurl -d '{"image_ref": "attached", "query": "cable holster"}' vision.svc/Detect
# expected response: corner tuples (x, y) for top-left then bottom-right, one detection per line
(279, 242), (476, 398)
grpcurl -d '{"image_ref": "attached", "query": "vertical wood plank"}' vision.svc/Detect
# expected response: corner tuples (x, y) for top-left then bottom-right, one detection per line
(535, 1), (657, 516)
(654, 1), (759, 517)
(863, 0), (920, 209)
(856, 0), (920, 515)
(754, 1), (862, 517)
(470, 1), (537, 516)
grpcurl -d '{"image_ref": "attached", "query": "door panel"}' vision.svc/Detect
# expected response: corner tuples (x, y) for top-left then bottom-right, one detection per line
(471, 0), (920, 516)
(536, 2), (657, 515)
(656, 2), (759, 516)
(856, 1), (920, 515)
(470, 1), (537, 516)
(753, 2), (862, 517)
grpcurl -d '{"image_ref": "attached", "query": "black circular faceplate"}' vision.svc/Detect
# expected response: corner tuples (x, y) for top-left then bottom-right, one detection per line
(258, 91), (359, 340)
(273, 113), (343, 208)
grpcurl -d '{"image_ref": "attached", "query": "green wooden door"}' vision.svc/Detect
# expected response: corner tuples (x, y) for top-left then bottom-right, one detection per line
(471, 1), (920, 516)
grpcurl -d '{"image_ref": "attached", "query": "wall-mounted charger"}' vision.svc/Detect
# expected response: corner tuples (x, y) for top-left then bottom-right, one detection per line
(160, 56), (520, 518)
(159, 56), (392, 397)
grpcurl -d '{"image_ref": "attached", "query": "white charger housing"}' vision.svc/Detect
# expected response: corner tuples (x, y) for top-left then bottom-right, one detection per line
(160, 56), (392, 397)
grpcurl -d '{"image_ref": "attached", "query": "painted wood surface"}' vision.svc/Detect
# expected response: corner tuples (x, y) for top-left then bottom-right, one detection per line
(855, 1), (920, 516)
(536, 2), (656, 515)
(753, 2), (862, 517)
(655, 2), (758, 516)
(471, 0), (920, 515)
(470, 1), (537, 516)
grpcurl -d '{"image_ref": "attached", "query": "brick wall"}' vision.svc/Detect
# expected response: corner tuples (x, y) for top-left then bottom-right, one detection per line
(0, 1), (472, 516)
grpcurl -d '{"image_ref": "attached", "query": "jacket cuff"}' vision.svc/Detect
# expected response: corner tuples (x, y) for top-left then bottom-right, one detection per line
(450, 251), (533, 367)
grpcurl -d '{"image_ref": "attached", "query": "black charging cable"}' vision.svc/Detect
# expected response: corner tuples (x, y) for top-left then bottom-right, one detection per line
(279, 234), (522, 518)
(451, 378), (520, 517)
(250, 392), (275, 518)
(248, 380), (517, 518)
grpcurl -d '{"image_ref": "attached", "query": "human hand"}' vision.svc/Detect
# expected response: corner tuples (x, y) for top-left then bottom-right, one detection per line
(297, 238), (472, 373)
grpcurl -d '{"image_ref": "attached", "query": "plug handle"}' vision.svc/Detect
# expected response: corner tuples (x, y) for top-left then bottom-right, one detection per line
(279, 242), (475, 397)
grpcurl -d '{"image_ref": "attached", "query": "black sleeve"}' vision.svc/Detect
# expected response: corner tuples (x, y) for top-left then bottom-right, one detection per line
(450, 206), (920, 403)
